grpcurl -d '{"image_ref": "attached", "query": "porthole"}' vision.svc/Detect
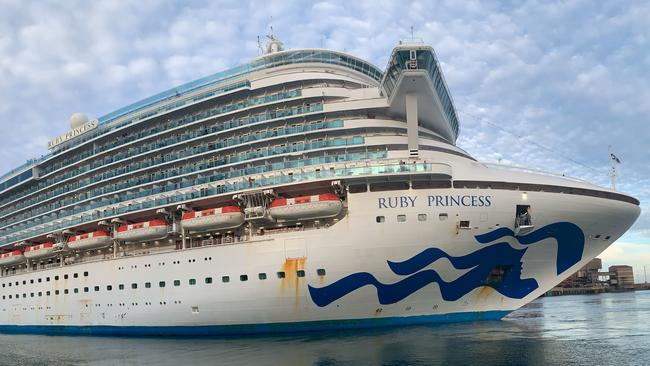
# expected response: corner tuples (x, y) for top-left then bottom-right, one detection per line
(240, 275), (248, 282)
(205, 277), (213, 284)
(107, 285), (112, 291)
(94, 286), (100, 292)
(439, 213), (448, 221)
(159, 281), (166, 288)
(84, 287), (89, 293)
(145, 282), (151, 288)
(63, 289), (68, 295)
(174, 280), (180, 286)
(84, 271), (89, 277)
(297, 270), (305, 278)
(132, 283), (137, 289)
(64, 274), (68, 280)
(189, 279), (196, 285)
(73, 273), (78, 278)
(397, 214), (406, 222)
(317, 269), (326, 276)
(119, 284), (125, 290)
(277, 271), (286, 279)
(73, 288), (79, 294)
(418, 214), (427, 221)
(222, 276), (230, 283)
(258, 273), (267, 280)
(376, 216), (385, 223)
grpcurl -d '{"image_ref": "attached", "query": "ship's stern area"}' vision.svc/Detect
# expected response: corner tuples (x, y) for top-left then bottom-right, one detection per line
(305, 178), (640, 324)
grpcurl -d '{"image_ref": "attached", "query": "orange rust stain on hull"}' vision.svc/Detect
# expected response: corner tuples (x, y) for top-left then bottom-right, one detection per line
(280, 257), (307, 309)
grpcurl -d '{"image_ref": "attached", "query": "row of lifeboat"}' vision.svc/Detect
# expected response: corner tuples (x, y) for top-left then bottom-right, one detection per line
(0, 193), (343, 266)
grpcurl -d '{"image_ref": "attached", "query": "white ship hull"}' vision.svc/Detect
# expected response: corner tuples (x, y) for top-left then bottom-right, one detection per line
(0, 187), (638, 335)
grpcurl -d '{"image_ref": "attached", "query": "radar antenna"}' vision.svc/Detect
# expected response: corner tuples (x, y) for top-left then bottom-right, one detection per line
(264, 23), (284, 54)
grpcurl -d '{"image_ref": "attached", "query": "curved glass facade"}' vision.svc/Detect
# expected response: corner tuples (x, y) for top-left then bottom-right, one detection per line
(381, 49), (460, 139)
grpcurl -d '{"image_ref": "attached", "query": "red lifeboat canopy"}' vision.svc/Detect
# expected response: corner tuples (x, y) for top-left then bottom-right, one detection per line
(270, 194), (340, 208)
(181, 206), (242, 220)
(0, 250), (23, 258)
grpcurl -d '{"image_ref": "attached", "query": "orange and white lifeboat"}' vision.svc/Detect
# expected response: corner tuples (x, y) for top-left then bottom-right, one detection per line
(269, 194), (343, 221)
(181, 206), (245, 232)
(68, 231), (112, 251)
(0, 250), (25, 266)
(114, 219), (168, 242)
(24, 242), (57, 260)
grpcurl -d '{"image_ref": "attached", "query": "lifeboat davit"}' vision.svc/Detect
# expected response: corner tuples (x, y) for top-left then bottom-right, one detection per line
(269, 194), (342, 221)
(115, 219), (168, 242)
(24, 242), (57, 260)
(181, 206), (245, 232)
(68, 231), (112, 250)
(0, 250), (25, 266)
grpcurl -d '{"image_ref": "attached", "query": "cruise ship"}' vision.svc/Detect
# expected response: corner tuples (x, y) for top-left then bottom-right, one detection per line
(0, 37), (640, 335)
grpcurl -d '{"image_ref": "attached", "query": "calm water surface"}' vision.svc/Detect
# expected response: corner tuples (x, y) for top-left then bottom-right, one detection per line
(1, 291), (649, 366)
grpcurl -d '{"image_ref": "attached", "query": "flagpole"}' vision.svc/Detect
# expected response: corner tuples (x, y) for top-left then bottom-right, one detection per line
(608, 146), (617, 190)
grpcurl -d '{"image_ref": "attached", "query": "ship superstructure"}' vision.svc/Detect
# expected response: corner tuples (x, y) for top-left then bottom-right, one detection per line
(0, 39), (640, 335)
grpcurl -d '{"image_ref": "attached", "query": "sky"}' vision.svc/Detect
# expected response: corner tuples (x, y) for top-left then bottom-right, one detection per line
(0, 0), (648, 281)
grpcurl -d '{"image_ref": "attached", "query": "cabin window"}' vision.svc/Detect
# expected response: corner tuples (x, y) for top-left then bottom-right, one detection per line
(119, 284), (125, 290)
(459, 220), (471, 229)
(297, 270), (305, 278)
(145, 282), (151, 288)
(38, 278), (42, 283)
(94, 286), (99, 292)
(31, 292), (35, 297)
(418, 214), (427, 221)
(439, 213), (448, 221)
(189, 279), (196, 285)
(55, 290), (60, 295)
(317, 269), (326, 276)
(38, 292), (42, 297)
(84, 287), (89, 293)
(55, 276), (59, 281)
(397, 214), (407, 222)
(277, 272), (286, 279)
(73, 273), (78, 278)
(258, 273), (267, 280)
(240, 275), (248, 282)
(348, 184), (368, 193)
(84, 271), (89, 277)
(107, 285), (112, 291)
(222, 276), (230, 283)
(369, 181), (410, 192)
(174, 280), (180, 286)
(74, 288), (79, 294)
(411, 180), (452, 189)
(46, 277), (50, 282)
(64, 274), (68, 280)
(159, 281), (166, 288)
(205, 277), (213, 284)
(376, 216), (385, 223)
(46, 291), (51, 296)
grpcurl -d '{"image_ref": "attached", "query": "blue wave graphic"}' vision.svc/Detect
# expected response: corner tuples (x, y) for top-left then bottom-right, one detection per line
(308, 222), (584, 307)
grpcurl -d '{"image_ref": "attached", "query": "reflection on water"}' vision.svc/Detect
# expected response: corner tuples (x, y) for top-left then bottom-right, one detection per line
(1, 291), (649, 366)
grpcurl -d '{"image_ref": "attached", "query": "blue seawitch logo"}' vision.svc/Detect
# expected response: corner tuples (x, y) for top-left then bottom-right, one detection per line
(308, 222), (584, 307)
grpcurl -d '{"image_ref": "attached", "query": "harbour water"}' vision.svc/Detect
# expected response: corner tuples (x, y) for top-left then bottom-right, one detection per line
(1, 291), (648, 366)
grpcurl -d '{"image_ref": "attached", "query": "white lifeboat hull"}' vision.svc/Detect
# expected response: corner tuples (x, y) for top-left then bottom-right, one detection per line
(68, 232), (112, 250)
(0, 252), (25, 266)
(269, 194), (343, 221)
(24, 245), (57, 260)
(181, 212), (245, 231)
(115, 221), (168, 242)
